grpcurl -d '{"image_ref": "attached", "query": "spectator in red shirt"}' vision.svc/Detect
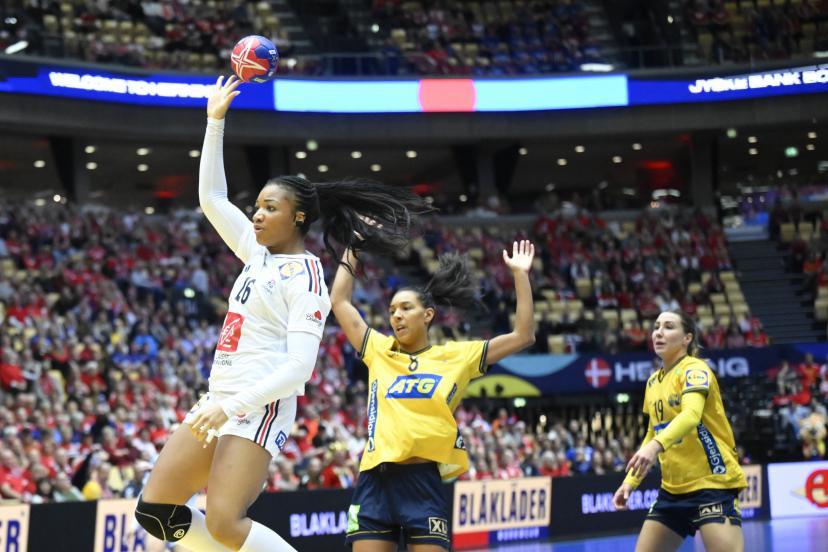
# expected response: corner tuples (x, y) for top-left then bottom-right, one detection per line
(798, 353), (820, 391)
(319, 445), (356, 489)
(745, 327), (770, 347)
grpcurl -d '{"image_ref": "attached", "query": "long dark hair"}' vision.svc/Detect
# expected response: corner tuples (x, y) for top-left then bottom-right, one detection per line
(667, 309), (701, 357)
(400, 253), (486, 323)
(266, 175), (433, 264)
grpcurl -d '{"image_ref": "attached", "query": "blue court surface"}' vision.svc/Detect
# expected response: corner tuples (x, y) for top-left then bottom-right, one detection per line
(468, 518), (828, 552)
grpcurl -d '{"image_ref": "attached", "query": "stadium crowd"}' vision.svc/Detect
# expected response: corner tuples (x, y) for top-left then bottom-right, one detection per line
(0, 0), (296, 73)
(368, 0), (603, 75)
(684, 0), (828, 63)
(0, 200), (815, 506)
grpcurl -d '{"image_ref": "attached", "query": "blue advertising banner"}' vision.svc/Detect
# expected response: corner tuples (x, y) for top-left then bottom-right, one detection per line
(1, 56), (825, 113)
(469, 344), (812, 397)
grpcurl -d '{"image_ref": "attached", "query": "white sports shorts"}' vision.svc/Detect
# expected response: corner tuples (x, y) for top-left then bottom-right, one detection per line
(183, 392), (297, 457)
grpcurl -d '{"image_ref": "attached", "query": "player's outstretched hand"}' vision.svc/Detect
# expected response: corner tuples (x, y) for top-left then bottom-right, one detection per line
(503, 240), (535, 273)
(207, 75), (242, 120)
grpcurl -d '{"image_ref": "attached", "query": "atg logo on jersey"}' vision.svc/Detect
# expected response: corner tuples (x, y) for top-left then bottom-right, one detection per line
(279, 261), (305, 280)
(386, 374), (442, 398)
(685, 368), (709, 388)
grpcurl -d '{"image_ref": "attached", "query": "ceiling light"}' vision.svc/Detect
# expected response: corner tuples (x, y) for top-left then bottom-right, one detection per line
(84, 145), (96, 154)
(137, 163), (149, 172)
(748, 148), (758, 155)
(575, 145), (585, 153)
(371, 23), (380, 33)
(747, 136), (757, 144)
(806, 144), (816, 151)
(53, 194), (61, 202)
(136, 147), (150, 156)
(632, 143), (642, 150)
(370, 164), (381, 172)
(405, 150), (417, 159)
(726, 128), (738, 138)
(317, 164), (328, 173)
(144, 206), (155, 215)
(350, 151), (362, 159)
(459, 194), (468, 202)
(189, 150), (200, 158)
(295, 151), (307, 159)
(808, 131), (817, 139)
(306, 139), (318, 151)
(86, 162), (97, 170)
(518, 147), (528, 156)
(33, 160), (45, 168)
(34, 198), (46, 207)
(545, 183), (555, 191)
(297, 172), (306, 179)
(557, 158), (567, 166)
(612, 156), (622, 163)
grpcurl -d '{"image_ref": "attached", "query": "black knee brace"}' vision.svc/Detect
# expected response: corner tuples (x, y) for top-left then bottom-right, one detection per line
(135, 497), (192, 542)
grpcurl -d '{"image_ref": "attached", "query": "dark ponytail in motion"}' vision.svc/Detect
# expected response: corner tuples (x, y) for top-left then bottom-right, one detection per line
(401, 253), (486, 322)
(265, 175), (433, 264)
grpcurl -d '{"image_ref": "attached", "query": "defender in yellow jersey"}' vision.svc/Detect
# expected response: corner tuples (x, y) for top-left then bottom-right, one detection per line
(331, 241), (536, 551)
(613, 310), (746, 552)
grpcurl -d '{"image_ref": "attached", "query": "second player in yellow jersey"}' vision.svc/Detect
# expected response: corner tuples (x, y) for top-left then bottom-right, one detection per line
(359, 329), (489, 479)
(641, 355), (746, 494)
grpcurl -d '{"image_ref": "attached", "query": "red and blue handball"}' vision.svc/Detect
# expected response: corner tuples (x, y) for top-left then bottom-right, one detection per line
(230, 35), (280, 83)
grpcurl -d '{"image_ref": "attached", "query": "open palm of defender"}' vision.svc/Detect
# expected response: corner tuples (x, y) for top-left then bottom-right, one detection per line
(503, 240), (535, 273)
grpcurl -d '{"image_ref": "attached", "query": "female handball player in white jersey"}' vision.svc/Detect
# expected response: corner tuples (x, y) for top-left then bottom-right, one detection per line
(134, 76), (430, 552)
(331, 240), (536, 551)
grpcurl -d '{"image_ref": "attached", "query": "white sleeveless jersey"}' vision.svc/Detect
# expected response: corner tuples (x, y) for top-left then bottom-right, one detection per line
(209, 224), (331, 397)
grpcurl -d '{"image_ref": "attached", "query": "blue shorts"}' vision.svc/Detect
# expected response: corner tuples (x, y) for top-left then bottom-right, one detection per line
(646, 488), (742, 538)
(345, 462), (450, 549)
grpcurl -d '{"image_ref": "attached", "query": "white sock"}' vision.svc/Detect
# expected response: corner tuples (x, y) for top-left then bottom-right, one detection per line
(176, 505), (232, 552)
(238, 521), (296, 552)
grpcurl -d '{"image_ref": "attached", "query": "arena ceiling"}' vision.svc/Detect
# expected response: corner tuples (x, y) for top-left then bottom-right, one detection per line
(0, 122), (823, 211)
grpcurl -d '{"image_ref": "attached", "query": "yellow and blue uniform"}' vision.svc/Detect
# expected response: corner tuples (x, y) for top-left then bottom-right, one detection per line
(346, 328), (488, 549)
(627, 355), (747, 538)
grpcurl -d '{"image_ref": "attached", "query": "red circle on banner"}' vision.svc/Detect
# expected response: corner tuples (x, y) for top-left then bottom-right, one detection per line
(418, 79), (476, 112)
(805, 469), (828, 508)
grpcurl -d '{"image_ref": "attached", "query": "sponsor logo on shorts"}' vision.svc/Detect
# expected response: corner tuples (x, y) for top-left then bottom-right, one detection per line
(385, 374), (442, 399)
(347, 504), (360, 533)
(235, 413), (251, 425)
(697, 502), (724, 519)
(275, 431), (287, 451)
(428, 517), (448, 536)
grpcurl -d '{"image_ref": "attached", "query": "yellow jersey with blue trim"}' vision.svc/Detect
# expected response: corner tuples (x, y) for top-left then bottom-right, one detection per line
(644, 355), (746, 494)
(358, 328), (489, 480)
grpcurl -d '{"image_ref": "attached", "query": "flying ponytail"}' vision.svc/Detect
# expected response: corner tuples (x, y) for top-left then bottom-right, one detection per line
(266, 176), (433, 265)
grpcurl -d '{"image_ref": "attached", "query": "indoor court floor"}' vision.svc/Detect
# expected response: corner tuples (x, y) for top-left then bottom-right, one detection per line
(469, 517), (828, 552)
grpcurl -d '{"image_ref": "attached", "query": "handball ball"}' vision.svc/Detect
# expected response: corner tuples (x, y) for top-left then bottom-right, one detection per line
(230, 35), (279, 83)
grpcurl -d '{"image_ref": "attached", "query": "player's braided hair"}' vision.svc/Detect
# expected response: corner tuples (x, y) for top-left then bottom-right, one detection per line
(266, 175), (433, 265)
(667, 309), (701, 357)
(400, 253), (486, 325)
